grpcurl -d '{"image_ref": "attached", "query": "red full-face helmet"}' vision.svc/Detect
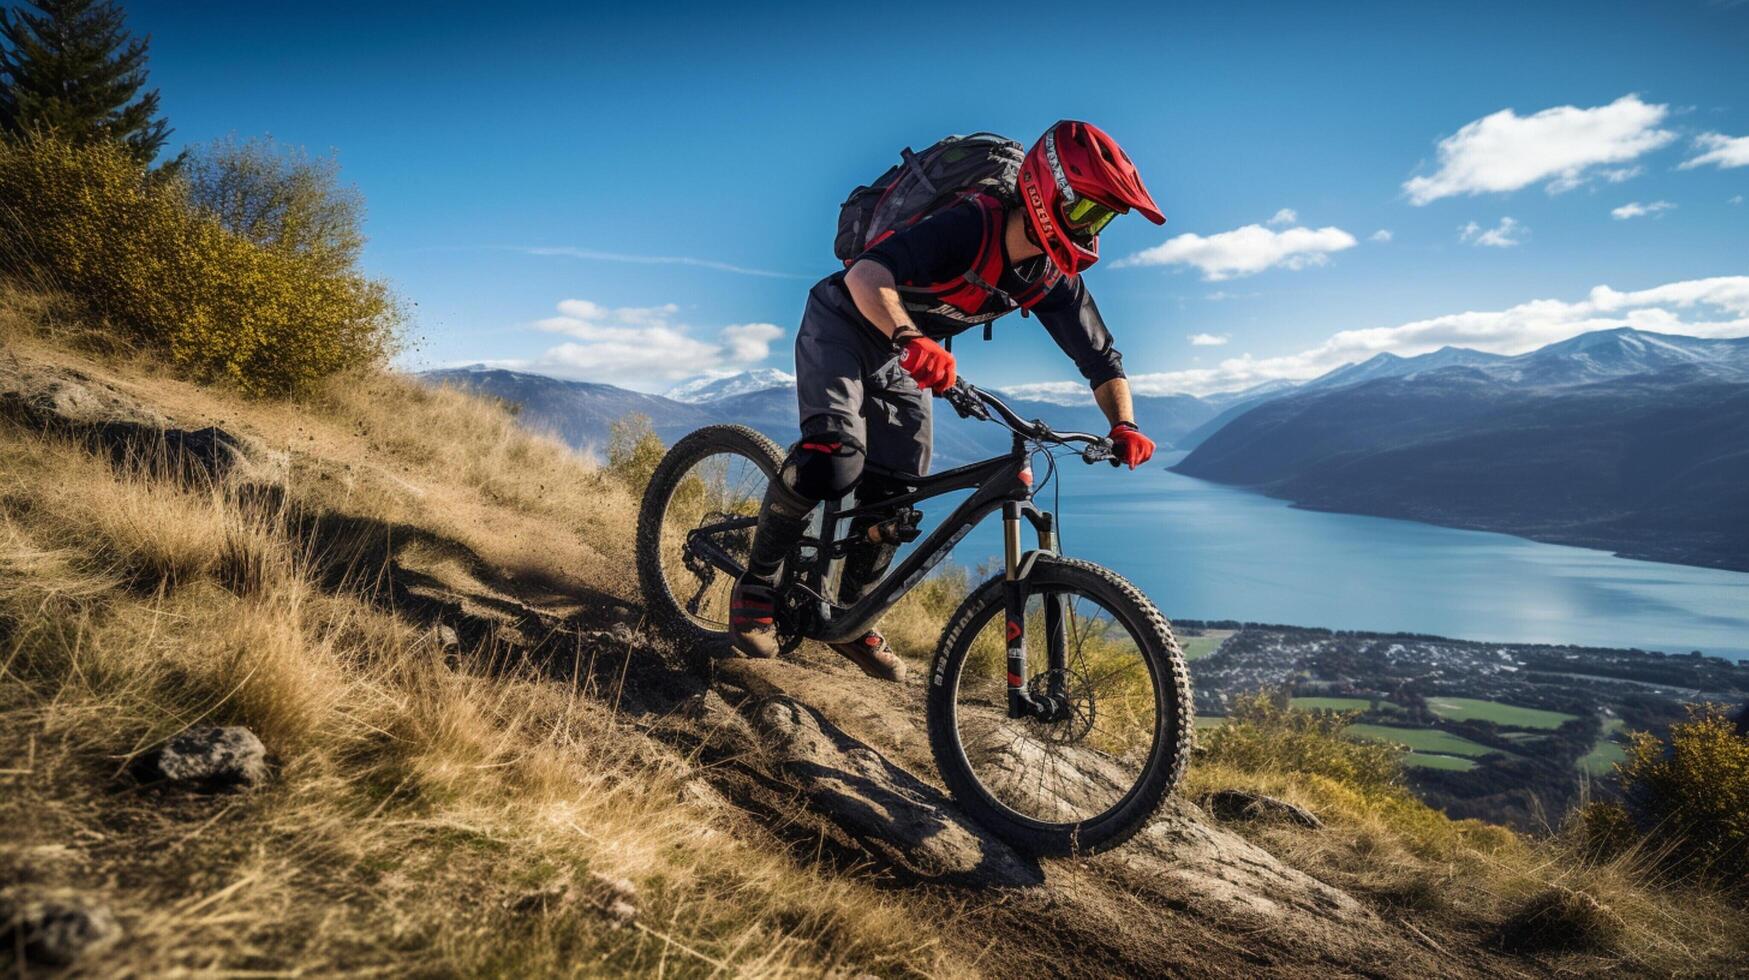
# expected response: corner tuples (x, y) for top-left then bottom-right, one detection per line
(1018, 120), (1165, 276)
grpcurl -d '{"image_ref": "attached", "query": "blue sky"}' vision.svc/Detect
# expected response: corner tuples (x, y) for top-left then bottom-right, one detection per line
(126, 0), (1749, 396)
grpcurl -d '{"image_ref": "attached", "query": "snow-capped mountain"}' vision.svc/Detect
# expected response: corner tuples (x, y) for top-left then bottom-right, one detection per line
(665, 369), (796, 403)
(1301, 347), (1510, 391)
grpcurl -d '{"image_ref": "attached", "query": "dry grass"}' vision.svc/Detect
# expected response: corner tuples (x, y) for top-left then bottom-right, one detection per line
(0, 311), (962, 975)
(1184, 749), (1749, 973)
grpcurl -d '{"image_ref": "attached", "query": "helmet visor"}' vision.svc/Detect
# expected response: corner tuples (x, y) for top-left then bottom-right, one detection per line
(1062, 195), (1121, 240)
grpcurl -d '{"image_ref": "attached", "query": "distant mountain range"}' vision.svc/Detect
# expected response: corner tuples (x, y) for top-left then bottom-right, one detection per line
(423, 365), (1229, 467)
(665, 368), (797, 403)
(423, 326), (1749, 572)
(1173, 328), (1749, 571)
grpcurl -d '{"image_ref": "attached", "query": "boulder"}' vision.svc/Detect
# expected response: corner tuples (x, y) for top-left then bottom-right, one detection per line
(0, 359), (269, 484)
(139, 726), (269, 790)
(503, 872), (637, 929)
(1, 891), (121, 967)
(1202, 788), (1325, 829)
(1122, 796), (1370, 926)
(745, 695), (1042, 888)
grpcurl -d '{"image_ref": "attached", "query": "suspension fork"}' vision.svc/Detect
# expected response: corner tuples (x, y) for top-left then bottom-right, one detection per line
(1006, 503), (1070, 719)
(1003, 501), (1030, 718)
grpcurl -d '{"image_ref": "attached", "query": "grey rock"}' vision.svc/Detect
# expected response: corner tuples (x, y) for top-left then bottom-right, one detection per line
(1, 891), (122, 967)
(587, 872), (638, 929)
(503, 873), (637, 929)
(0, 361), (258, 482)
(746, 695), (1041, 888)
(1202, 788), (1325, 829)
(0, 361), (166, 428)
(1122, 797), (1370, 926)
(142, 726), (268, 790)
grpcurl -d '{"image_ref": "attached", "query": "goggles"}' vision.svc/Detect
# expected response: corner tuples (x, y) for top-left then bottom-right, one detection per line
(1061, 195), (1122, 240)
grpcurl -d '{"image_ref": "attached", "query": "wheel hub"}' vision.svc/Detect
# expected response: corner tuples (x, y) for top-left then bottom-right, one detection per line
(1025, 669), (1095, 743)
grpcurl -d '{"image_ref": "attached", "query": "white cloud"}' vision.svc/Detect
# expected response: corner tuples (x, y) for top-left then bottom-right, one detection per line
(1025, 276), (1749, 397)
(512, 299), (784, 389)
(1266, 208), (1298, 226)
(720, 322), (784, 361)
(1679, 132), (1749, 170)
(1188, 333), (1230, 346)
(1370, 229), (1393, 243)
(1402, 95), (1675, 204)
(1732, 195), (1745, 206)
(518, 246), (807, 279)
(1610, 200), (1675, 220)
(1459, 217), (1527, 247)
(1204, 290), (1256, 301)
(1599, 166), (1643, 183)
(1116, 224), (1358, 280)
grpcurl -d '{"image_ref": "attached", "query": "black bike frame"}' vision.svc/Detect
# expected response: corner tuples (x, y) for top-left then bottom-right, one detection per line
(685, 425), (1074, 720)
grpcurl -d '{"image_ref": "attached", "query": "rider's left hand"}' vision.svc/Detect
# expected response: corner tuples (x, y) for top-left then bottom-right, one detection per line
(1109, 422), (1155, 469)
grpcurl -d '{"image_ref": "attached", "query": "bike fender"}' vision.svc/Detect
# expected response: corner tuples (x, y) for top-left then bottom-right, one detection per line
(1014, 549), (1052, 581)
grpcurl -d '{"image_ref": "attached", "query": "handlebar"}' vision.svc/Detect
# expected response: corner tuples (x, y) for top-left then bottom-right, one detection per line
(941, 379), (1119, 466)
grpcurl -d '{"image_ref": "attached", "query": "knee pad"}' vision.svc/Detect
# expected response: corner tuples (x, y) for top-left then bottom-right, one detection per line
(783, 437), (865, 502)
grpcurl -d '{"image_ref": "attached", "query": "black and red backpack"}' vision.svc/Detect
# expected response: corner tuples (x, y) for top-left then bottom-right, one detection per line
(834, 134), (1062, 326)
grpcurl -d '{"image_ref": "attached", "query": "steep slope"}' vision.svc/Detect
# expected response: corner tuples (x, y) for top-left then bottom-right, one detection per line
(7, 309), (1746, 975)
(0, 322), (1503, 976)
(1175, 366), (1749, 569)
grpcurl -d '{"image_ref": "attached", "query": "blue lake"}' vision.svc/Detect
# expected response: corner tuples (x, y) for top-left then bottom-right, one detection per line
(955, 453), (1749, 661)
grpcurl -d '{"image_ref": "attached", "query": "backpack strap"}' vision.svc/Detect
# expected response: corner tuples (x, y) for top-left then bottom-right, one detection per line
(899, 146), (938, 197)
(893, 193), (1066, 322)
(950, 194), (1065, 313)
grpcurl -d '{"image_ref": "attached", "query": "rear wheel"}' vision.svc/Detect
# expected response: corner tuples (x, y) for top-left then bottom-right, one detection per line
(925, 556), (1192, 856)
(636, 425), (785, 654)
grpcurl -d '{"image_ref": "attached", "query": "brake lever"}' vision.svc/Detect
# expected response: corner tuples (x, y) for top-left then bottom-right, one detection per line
(942, 380), (989, 421)
(1083, 439), (1118, 466)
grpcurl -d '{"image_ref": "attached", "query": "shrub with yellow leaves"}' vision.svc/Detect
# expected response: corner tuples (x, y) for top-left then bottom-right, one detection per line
(0, 134), (400, 396)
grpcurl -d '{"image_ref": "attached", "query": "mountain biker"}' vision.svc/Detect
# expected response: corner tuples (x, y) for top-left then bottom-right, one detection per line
(731, 120), (1166, 680)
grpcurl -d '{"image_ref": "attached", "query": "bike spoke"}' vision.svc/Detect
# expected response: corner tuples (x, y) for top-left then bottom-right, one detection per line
(656, 449), (771, 633)
(949, 585), (1160, 827)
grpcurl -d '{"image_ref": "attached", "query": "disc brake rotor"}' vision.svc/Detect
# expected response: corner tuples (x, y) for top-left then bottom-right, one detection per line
(1027, 668), (1096, 744)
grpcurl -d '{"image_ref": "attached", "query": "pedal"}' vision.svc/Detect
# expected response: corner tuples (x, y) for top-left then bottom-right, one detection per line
(867, 508), (924, 544)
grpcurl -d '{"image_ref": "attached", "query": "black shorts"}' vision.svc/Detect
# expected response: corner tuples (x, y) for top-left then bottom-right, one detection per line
(793, 280), (932, 480)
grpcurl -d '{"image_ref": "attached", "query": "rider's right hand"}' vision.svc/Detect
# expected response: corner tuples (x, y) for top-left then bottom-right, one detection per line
(898, 335), (956, 394)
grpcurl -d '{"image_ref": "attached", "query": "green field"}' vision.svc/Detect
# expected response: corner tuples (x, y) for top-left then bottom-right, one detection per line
(1425, 697), (1577, 729)
(1193, 716), (1227, 731)
(1291, 696), (1399, 713)
(1178, 632), (1230, 661)
(1401, 753), (1478, 772)
(1581, 718), (1629, 776)
(1344, 723), (1508, 759)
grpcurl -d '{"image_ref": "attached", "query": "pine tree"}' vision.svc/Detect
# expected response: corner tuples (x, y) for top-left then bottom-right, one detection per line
(0, 0), (171, 164)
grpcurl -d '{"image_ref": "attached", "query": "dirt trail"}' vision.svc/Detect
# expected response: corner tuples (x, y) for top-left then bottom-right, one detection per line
(365, 535), (1524, 977)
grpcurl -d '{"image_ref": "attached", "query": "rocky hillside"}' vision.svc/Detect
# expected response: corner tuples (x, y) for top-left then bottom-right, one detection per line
(4, 306), (1744, 976)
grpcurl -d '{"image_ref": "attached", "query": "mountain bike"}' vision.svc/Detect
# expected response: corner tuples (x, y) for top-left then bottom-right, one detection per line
(634, 380), (1192, 855)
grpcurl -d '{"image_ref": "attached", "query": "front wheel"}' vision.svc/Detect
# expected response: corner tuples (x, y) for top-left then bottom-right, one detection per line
(925, 556), (1192, 856)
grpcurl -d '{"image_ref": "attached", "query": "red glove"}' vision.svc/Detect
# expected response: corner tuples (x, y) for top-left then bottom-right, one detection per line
(1109, 422), (1155, 469)
(897, 335), (956, 394)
